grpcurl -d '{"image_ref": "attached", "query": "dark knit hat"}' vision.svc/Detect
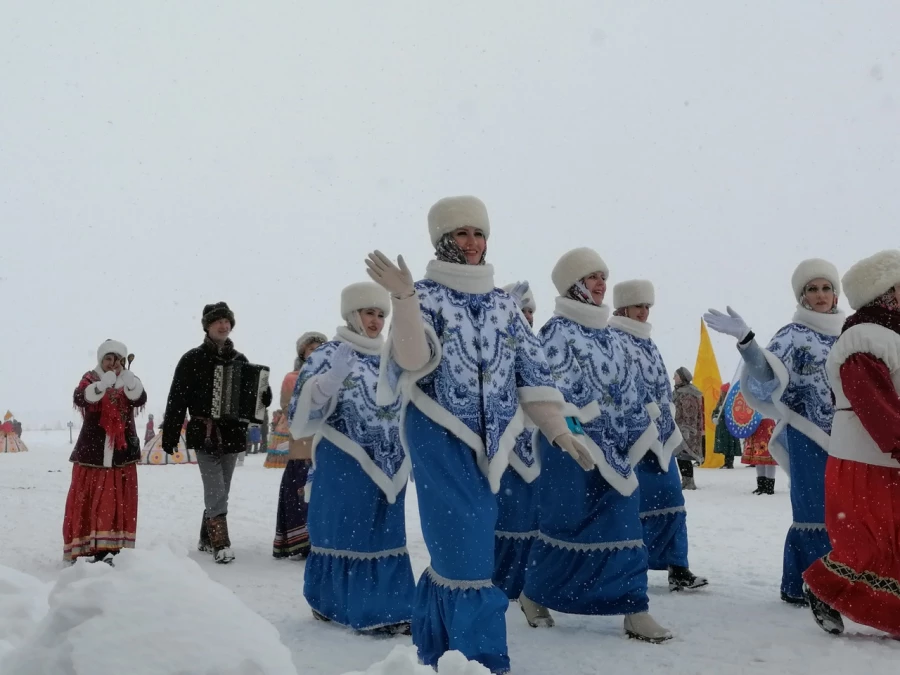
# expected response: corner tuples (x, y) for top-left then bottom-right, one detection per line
(675, 367), (693, 384)
(202, 302), (235, 331)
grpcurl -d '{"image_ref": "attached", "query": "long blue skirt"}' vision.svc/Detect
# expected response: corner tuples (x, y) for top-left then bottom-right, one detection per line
(493, 469), (539, 600)
(525, 435), (649, 616)
(405, 405), (510, 675)
(781, 427), (831, 601)
(636, 453), (689, 570)
(303, 438), (415, 631)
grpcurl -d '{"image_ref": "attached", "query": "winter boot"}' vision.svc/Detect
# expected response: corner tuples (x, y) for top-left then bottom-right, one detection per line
(198, 514), (214, 553)
(207, 515), (235, 564)
(668, 565), (709, 591)
(804, 583), (844, 635)
(311, 609), (331, 622)
(752, 477), (765, 495)
(781, 590), (808, 607)
(762, 477), (776, 495)
(518, 594), (555, 628)
(90, 551), (117, 567)
(682, 477), (697, 490)
(624, 612), (673, 643)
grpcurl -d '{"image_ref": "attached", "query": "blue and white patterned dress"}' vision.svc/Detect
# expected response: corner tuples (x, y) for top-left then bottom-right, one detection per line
(289, 327), (414, 630)
(739, 306), (844, 601)
(610, 315), (689, 571)
(380, 261), (563, 675)
(524, 298), (658, 616)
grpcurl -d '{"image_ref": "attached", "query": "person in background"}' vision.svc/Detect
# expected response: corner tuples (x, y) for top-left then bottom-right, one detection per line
(272, 331), (327, 559)
(742, 419), (777, 494)
(144, 413), (155, 444)
(162, 302), (272, 565)
(712, 384), (742, 469)
(672, 367), (704, 490)
(64, 340), (146, 564)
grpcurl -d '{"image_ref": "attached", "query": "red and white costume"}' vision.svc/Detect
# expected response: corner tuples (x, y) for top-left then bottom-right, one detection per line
(63, 340), (146, 562)
(803, 250), (900, 637)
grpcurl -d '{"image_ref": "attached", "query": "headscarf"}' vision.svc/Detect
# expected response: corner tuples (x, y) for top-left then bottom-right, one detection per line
(675, 367), (693, 385)
(434, 232), (487, 265)
(799, 281), (840, 314)
(565, 280), (596, 305)
(843, 286), (900, 336)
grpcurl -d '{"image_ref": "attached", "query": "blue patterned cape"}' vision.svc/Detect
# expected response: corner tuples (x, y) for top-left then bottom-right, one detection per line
(610, 317), (682, 467)
(740, 307), (843, 476)
(539, 311), (657, 496)
(289, 340), (408, 503)
(382, 280), (562, 493)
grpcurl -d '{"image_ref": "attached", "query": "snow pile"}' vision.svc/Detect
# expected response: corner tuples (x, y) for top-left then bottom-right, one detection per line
(0, 565), (51, 662)
(1, 546), (296, 675)
(343, 646), (490, 675)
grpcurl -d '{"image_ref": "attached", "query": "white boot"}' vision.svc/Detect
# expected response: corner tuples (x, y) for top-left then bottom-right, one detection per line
(518, 594), (555, 628)
(624, 612), (672, 643)
(214, 547), (235, 564)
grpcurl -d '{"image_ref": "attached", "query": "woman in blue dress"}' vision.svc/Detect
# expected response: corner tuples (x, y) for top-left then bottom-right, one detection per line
(288, 282), (414, 634)
(610, 279), (708, 592)
(493, 282), (556, 628)
(705, 258), (845, 605)
(523, 248), (673, 643)
(366, 196), (591, 674)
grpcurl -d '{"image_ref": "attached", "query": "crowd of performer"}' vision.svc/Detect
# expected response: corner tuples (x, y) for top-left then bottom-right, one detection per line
(61, 195), (900, 672)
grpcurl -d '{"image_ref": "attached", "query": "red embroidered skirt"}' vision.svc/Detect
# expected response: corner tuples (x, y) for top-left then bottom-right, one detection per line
(63, 462), (138, 561)
(803, 457), (900, 636)
(740, 419), (777, 466)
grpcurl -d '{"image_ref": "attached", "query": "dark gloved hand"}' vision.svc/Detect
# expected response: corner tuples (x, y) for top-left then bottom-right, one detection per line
(262, 387), (273, 407)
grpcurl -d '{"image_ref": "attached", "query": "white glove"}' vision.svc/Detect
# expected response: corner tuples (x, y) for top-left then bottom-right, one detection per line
(703, 306), (752, 342)
(508, 281), (530, 306)
(119, 370), (137, 389)
(316, 343), (357, 398)
(555, 433), (595, 471)
(366, 251), (415, 298)
(98, 370), (117, 391)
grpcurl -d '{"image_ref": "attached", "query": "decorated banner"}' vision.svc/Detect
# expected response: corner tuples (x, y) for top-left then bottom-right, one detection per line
(723, 378), (763, 439)
(694, 320), (724, 468)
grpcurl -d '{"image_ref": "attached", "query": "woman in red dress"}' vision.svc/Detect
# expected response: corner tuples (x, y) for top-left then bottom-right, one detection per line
(803, 249), (900, 637)
(63, 340), (146, 564)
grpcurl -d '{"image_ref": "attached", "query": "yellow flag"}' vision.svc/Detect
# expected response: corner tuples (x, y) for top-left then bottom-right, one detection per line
(693, 320), (724, 468)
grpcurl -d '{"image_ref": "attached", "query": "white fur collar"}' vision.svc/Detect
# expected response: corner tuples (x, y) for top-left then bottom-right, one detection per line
(334, 325), (384, 355)
(554, 297), (611, 330)
(425, 260), (495, 294)
(792, 305), (845, 337)
(609, 315), (653, 339)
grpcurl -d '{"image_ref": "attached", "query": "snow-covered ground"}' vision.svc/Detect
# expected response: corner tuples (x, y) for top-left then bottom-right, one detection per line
(1, 431), (896, 674)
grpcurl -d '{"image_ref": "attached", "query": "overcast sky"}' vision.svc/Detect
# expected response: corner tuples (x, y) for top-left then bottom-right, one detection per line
(2, 1), (898, 426)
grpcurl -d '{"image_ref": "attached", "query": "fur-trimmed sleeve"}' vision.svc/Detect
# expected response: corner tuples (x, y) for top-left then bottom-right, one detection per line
(841, 353), (900, 460)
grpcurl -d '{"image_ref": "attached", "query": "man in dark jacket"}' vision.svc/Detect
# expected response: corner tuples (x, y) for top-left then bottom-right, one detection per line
(162, 302), (272, 564)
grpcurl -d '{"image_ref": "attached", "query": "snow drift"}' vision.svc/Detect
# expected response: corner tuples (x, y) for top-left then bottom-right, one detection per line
(0, 546), (295, 675)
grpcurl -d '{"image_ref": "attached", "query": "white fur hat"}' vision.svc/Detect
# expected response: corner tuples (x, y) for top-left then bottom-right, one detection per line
(613, 279), (655, 309)
(427, 196), (490, 247)
(551, 248), (609, 296)
(340, 282), (391, 320)
(791, 258), (841, 301)
(842, 249), (900, 310)
(502, 283), (536, 312)
(97, 339), (128, 365)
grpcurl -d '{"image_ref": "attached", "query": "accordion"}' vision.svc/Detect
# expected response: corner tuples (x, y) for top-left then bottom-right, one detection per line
(211, 362), (270, 425)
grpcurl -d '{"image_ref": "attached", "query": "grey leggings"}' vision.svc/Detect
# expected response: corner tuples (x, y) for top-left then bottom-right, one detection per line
(756, 464), (777, 479)
(196, 451), (238, 518)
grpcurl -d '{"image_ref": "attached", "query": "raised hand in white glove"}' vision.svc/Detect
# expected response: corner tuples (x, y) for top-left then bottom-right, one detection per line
(703, 306), (752, 342)
(119, 370), (137, 389)
(365, 251), (415, 298)
(555, 433), (595, 471)
(316, 342), (358, 399)
(508, 281), (530, 306)
(98, 370), (117, 391)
